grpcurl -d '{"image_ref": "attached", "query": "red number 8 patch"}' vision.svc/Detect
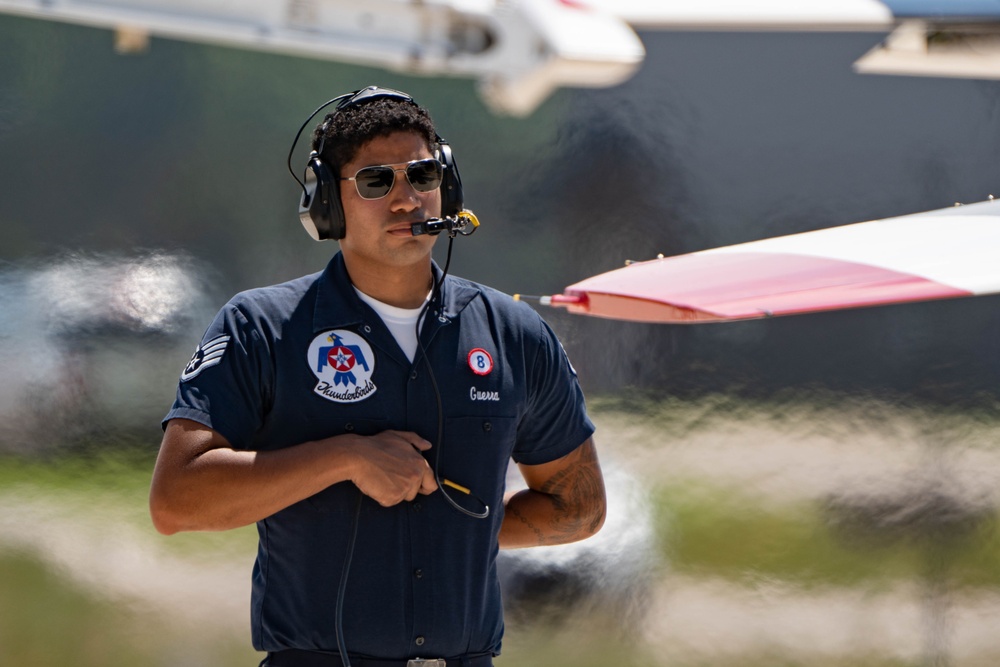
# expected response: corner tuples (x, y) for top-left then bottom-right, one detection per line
(467, 348), (493, 376)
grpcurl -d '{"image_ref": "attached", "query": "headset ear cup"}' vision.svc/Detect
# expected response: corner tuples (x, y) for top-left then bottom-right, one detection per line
(437, 142), (464, 218)
(298, 154), (346, 241)
(320, 157), (347, 241)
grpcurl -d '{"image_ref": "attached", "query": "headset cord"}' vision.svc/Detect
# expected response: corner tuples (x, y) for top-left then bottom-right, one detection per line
(286, 93), (353, 195)
(335, 489), (363, 667)
(417, 237), (490, 520)
(332, 238), (486, 667)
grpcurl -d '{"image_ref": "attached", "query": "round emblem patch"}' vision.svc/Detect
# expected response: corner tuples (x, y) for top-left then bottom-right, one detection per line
(468, 348), (493, 376)
(308, 329), (377, 403)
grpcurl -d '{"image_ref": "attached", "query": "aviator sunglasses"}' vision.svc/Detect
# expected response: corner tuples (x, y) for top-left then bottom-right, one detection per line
(341, 158), (444, 200)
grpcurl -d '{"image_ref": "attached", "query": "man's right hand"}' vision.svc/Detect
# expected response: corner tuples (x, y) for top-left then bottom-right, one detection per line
(345, 430), (438, 506)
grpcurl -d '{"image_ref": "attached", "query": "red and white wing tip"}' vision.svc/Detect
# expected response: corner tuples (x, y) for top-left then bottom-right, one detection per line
(550, 198), (1000, 324)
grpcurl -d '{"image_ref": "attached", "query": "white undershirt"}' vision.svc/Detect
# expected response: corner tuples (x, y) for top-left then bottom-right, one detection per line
(353, 287), (430, 362)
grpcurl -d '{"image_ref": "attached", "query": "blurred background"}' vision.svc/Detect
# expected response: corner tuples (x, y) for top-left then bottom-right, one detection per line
(2, 9), (1000, 667)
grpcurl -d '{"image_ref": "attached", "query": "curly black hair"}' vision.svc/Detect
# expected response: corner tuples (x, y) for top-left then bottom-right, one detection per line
(311, 96), (439, 173)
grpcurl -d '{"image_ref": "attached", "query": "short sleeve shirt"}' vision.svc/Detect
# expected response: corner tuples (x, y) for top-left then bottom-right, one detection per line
(164, 252), (595, 658)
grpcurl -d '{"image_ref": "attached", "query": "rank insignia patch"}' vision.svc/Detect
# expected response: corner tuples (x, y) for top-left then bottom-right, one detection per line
(180, 334), (231, 382)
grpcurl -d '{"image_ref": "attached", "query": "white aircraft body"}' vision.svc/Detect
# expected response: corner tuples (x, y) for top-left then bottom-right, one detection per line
(0, 0), (644, 116)
(2, 0), (1000, 114)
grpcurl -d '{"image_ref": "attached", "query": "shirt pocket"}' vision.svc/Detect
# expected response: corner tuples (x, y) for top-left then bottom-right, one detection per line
(439, 415), (517, 509)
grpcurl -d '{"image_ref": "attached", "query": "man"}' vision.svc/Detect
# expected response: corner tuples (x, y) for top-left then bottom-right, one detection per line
(150, 86), (605, 667)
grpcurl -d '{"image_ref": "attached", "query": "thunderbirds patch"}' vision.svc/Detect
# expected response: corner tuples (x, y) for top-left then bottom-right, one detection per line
(180, 334), (231, 382)
(308, 329), (377, 403)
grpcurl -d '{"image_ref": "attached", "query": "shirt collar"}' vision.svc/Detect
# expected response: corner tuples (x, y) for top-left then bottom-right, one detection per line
(313, 252), (480, 333)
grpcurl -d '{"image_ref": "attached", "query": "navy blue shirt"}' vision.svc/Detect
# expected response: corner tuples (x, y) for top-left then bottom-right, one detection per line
(164, 252), (594, 658)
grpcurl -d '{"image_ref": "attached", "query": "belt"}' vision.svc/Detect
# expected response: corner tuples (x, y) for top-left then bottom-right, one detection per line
(264, 650), (494, 667)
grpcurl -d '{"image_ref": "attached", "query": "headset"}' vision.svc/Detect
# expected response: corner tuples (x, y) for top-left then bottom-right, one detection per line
(287, 86), (465, 241)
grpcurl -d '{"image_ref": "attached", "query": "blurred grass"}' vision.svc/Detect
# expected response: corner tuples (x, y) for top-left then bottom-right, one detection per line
(0, 448), (157, 498)
(0, 449), (259, 665)
(498, 619), (920, 667)
(0, 549), (149, 666)
(0, 548), (258, 667)
(3, 423), (1000, 591)
(654, 481), (1000, 589)
(0, 539), (923, 667)
(0, 450), (257, 557)
(588, 393), (1000, 590)
(589, 390), (1000, 451)
(498, 621), (660, 667)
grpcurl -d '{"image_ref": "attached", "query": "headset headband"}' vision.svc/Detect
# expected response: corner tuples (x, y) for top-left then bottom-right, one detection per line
(287, 86), (415, 197)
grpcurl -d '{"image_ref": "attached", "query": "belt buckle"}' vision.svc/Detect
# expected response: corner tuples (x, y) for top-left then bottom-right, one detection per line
(407, 660), (446, 667)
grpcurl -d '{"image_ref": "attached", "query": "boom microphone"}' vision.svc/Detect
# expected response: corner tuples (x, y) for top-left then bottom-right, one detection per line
(410, 210), (480, 237)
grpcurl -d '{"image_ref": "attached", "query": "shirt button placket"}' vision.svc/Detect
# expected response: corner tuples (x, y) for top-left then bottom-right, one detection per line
(405, 333), (432, 650)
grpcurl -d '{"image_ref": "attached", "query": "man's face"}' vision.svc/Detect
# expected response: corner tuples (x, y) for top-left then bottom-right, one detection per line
(338, 131), (442, 270)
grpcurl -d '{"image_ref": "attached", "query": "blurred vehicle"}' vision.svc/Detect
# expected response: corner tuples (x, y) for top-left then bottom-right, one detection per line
(0, 252), (217, 452)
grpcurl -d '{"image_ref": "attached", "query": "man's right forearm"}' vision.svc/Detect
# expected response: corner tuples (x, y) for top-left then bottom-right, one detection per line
(149, 419), (359, 534)
(150, 419), (438, 534)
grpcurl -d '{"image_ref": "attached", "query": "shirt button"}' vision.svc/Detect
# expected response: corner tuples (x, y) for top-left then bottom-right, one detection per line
(414, 568), (423, 579)
(483, 421), (492, 432)
(410, 370), (418, 380)
(415, 637), (425, 646)
(412, 502), (422, 512)
(344, 422), (354, 432)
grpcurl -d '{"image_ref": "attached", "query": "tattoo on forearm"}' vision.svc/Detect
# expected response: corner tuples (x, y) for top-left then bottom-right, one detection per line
(539, 442), (605, 541)
(508, 505), (546, 545)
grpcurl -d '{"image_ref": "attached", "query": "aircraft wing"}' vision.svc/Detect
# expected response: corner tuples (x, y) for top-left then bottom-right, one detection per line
(0, 0), (643, 116)
(5, 1), (1000, 114)
(537, 199), (1000, 324)
(575, 0), (1000, 82)
(577, 0), (1000, 29)
(574, 0), (895, 30)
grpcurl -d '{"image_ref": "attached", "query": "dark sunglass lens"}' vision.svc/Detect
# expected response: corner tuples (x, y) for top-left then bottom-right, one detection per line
(406, 160), (443, 192)
(355, 167), (394, 199)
